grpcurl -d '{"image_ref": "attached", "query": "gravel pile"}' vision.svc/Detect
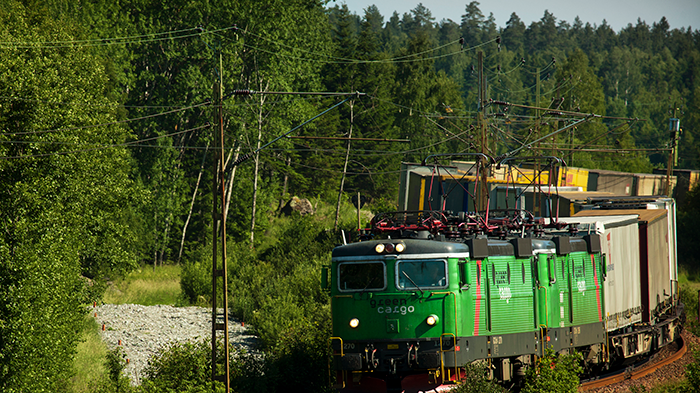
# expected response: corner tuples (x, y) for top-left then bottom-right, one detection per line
(94, 304), (257, 385)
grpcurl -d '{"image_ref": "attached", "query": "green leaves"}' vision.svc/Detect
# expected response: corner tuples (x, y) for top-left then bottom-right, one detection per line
(0, 2), (139, 391)
(522, 349), (583, 393)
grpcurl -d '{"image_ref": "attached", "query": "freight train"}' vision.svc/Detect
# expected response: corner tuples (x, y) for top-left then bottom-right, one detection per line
(326, 161), (683, 393)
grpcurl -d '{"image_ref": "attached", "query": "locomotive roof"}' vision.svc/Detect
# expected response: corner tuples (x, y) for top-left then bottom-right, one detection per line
(332, 238), (470, 258)
(332, 236), (589, 259)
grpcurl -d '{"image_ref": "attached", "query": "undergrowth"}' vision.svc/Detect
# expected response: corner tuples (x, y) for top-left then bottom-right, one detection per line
(103, 264), (183, 306)
(71, 315), (109, 393)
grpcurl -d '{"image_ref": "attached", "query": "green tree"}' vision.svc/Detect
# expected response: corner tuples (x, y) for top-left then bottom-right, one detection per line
(554, 49), (611, 169)
(0, 2), (138, 391)
(382, 11), (408, 53)
(461, 1), (485, 47)
(619, 19), (652, 51)
(323, 4), (400, 206)
(394, 31), (468, 163)
(502, 13), (526, 55)
(402, 3), (437, 39)
(122, 0), (224, 264)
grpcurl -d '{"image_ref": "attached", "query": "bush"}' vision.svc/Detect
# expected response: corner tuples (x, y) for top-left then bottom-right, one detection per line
(451, 363), (508, 393)
(138, 339), (272, 393)
(686, 345), (700, 393)
(140, 340), (223, 393)
(266, 312), (334, 393)
(106, 347), (134, 393)
(137, 332), (334, 393)
(174, 215), (339, 392)
(681, 285), (700, 336)
(180, 260), (212, 305)
(522, 349), (583, 393)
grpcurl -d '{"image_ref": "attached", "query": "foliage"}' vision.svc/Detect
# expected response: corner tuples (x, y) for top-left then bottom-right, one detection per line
(678, 183), (700, 274)
(451, 363), (508, 393)
(180, 257), (214, 306)
(686, 345), (700, 393)
(522, 349), (583, 393)
(0, 2), (138, 391)
(140, 340), (223, 393)
(139, 334), (332, 393)
(228, 216), (336, 348)
(106, 347), (133, 393)
(3, 0), (700, 391)
(174, 209), (341, 392)
(267, 316), (334, 393)
(86, 347), (134, 393)
(680, 284), (700, 336)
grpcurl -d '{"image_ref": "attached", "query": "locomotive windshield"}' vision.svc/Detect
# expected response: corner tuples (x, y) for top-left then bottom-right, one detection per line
(397, 260), (447, 289)
(338, 262), (386, 291)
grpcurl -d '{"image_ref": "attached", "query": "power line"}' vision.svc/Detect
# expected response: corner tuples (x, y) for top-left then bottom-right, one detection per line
(0, 26), (237, 49)
(240, 29), (473, 63)
(0, 95), (199, 109)
(234, 34), (499, 65)
(0, 124), (210, 160)
(1, 102), (210, 136)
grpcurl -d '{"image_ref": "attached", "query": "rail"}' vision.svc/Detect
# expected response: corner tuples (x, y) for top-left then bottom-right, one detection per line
(579, 336), (686, 391)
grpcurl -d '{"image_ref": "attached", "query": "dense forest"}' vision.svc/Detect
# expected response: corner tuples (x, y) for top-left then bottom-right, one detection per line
(1, 0), (699, 391)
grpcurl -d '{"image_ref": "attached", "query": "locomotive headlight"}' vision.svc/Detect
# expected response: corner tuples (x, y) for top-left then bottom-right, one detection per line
(349, 318), (360, 329)
(426, 314), (439, 326)
(374, 243), (385, 253)
(395, 243), (405, 253)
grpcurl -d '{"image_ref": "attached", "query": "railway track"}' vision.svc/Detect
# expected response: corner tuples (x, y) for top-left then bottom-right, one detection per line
(579, 336), (687, 391)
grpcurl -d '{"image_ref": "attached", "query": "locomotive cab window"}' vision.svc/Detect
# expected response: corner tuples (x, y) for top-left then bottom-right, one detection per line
(396, 260), (447, 290)
(338, 261), (386, 292)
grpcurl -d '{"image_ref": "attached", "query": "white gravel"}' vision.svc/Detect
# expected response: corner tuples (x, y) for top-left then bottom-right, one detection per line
(93, 304), (257, 385)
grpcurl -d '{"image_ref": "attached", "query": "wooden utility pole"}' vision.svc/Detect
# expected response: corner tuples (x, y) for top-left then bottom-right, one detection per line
(534, 68), (541, 216)
(211, 51), (230, 393)
(335, 99), (354, 230)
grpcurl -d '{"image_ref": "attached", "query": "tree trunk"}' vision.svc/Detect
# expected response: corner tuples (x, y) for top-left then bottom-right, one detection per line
(178, 141), (210, 264)
(279, 156), (291, 211)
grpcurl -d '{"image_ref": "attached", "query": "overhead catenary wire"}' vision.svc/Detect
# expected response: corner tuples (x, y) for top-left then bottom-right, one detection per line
(1, 102), (210, 136)
(0, 89), (475, 160)
(239, 28), (475, 63)
(1, 20), (656, 168)
(235, 33), (500, 65)
(0, 124), (211, 160)
(0, 26), (237, 49)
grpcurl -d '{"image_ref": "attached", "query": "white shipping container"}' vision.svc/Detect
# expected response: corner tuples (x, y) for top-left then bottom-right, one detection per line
(558, 215), (641, 331)
(575, 209), (673, 323)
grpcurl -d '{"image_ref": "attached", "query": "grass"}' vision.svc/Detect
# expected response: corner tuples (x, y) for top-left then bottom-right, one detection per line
(680, 270), (700, 290)
(103, 264), (183, 305)
(70, 315), (109, 392)
(71, 264), (186, 392)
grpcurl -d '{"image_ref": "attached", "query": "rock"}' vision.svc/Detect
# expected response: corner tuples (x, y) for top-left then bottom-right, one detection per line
(281, 196), (314, 216)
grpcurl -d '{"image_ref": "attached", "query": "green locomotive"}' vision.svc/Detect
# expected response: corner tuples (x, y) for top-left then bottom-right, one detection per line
(327, 211), (606, 392)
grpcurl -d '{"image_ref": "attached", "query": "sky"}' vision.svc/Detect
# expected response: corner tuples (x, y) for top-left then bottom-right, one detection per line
(335, 0), (700, 32)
